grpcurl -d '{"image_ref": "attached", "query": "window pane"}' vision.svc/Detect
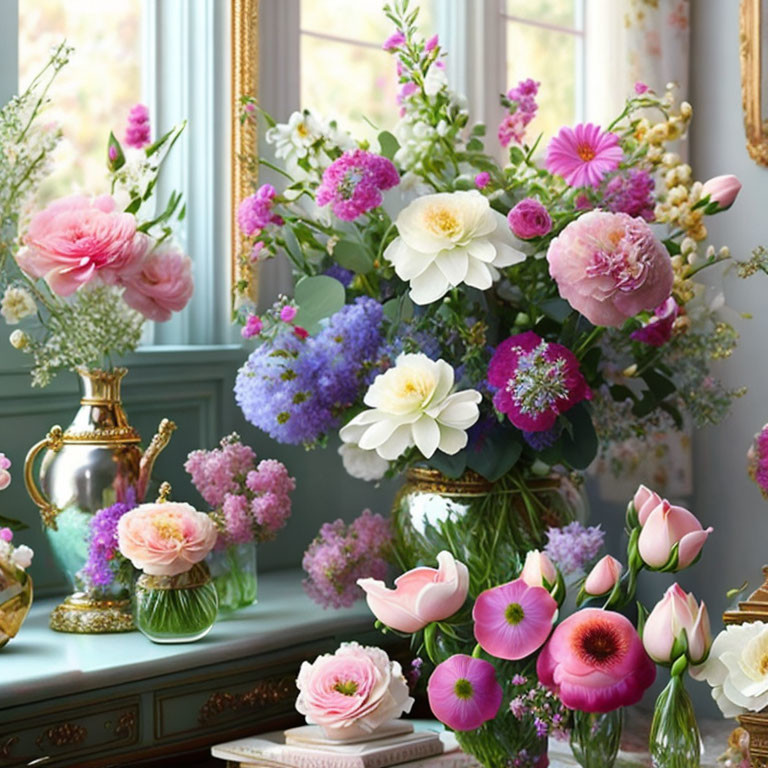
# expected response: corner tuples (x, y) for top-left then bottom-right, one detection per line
(505, 23), (580, 144)
(18, 0), (142, 203)
(504, 0), (580, 30)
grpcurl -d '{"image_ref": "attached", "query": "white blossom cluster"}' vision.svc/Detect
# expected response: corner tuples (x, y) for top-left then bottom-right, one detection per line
(0, 285), (36, 324)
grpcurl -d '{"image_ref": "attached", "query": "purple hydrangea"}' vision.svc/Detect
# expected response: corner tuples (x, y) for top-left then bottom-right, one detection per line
(81, 491), (137, 588)
(544, 521), (605, 577)
(603, 169), (655, 221)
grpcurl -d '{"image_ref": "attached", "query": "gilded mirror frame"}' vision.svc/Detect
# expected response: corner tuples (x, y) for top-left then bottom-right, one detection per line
(232, 0), (259, 303)
(740, 0), (768, 165)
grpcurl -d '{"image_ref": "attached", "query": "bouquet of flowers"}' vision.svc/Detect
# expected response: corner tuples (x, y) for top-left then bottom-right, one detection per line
(0, 44), (192, 386)
(233, 0), (762, 525)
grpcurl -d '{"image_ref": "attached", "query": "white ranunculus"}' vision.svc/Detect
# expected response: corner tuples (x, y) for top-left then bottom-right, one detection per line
(1, 285), (36, 324)
(339, 353), (481, 461)
(384, 190), (526, 305)
(690, 621), (768, 717)
(338, 443), (389, 482)
(11, 544), (33, 570)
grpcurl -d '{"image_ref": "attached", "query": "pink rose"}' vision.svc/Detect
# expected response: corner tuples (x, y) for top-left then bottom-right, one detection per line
(638, 499), (712, 571)
(520, 550), (558, 588)
(357, 551), (469, 633)
(584, 555), (622, 596)
(546, 211), (674, 327)
(117, 502), (217, 576)
(121, 245), (194, 322)
(507, 198), (552, 239)
(295, 642), (413, 738)
(702, 175), (741, 210)
(18, 195), (145, 296)
(643, 584), (711, 664)
(633, 484), (663, 525)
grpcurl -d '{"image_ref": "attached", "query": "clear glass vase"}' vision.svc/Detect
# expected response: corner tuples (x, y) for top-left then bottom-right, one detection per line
(453, 712), (548, 768)
(570, 709), (623, 768)
(133, 562), (218, 643)
(207, 541), (258, 613)
(650, 674), (702, 768)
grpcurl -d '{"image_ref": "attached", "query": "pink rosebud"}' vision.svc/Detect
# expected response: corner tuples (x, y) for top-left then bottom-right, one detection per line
(245, 102), (256, 113)
(241, 314), (263, 339)
(633, 484), (663, 525)
(382, 30), (406, 51)
(702, 174), (741, 210)
(0, 527), (12, 542)
(280, 305), (297, 323)
(425, 34), (439, 52)
(294, 326), (309, 339)
(108, 145), (118, 162)
(584, 555), (622, 596)
(250, 241), (265, 262)
(643, 583), (711, 664)
(474, 172), (490, 189)
(634, 81), (650, 95)
(638, 499), (713, 570)
(507, 198), (552, 239)
(358, 551), (469, 633)
(520, 550), (557, 588)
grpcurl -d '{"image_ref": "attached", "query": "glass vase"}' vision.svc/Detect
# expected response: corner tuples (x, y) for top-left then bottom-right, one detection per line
(133, 562), (218, 643)
(207, 541), (258, 613)
(650, 674), (702, 768)
(570, 709), (623, 768)
(454, 713), (548, 768)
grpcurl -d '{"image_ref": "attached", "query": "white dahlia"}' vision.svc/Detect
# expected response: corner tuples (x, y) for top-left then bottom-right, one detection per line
(339, 353), (481, 461)
(384, 190), (526, 305)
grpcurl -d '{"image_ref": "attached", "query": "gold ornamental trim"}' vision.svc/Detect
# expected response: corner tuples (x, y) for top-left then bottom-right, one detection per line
(35, 722), (88, 749)
(49, 594), (134, 634)
(61, 426), (141, 445)
(198, 674), (296, 726)
(137, 562), (212, 591)
(740, 0), (768, 166)
(405, 467), (493, 496)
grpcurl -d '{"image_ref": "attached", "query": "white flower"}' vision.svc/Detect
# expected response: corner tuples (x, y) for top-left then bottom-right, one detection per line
(9, 329), (28, 349)
(1, 285), (36, 324)
(384, 190), (526, 305)
(338, 443), (389, 482)
(691, 621), (768, 717)
(339, 353), (481, 461)
(11, 544), (33, 570)
(424, 62), (448, 97)
(266, 110), (324, 161)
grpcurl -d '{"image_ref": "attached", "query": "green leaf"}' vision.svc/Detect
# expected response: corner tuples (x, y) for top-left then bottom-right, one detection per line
(293, 275), (346, 334)
(508, 146), (525, 165)
(333, 240), (374, 274)
(106, 131), (125, 171)
(466, 427), (523, 482)
(378, 130), (400, 161)
(453, 177), (474, 191)
(580, 346), (602, 379)
(609, 384), (636, 403)
(125, 197), (142, 215)
(0, 515), (28, 531)
(663, 238), (682, 256)
(466, 137), (484, 152)
(382, 294), (414, 324)
(428, 450), (467, 479)
(642, 370), (676, 401)
(539, 298), (573, 323)
(560, 404), (598, 470)
(471, 123), (486, 137)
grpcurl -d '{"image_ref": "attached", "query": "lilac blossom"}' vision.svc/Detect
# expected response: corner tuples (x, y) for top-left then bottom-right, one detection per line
(544, 521), (605, 577)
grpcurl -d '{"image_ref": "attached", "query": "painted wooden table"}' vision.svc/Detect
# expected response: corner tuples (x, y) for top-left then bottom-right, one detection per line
(0, 569), (398, 768)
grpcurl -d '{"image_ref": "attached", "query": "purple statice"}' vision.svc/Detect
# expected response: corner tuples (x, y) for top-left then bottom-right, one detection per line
(81, 491), (137, 588)
(748, 424), (768, 500)
(323, 263), (355, 286)
(124, 104), (151, 148)
(544, 521), (605, 577)
(237, 184), (283, 235)
(302, 510), (392, 609)
(185, 434), (257, 508)
(603, 169), (655, 221)
(315, 149), (399, 221)
(235, 297), (384, 446)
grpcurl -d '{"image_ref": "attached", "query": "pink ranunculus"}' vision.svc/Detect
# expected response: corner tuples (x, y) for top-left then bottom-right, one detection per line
(117, 502), (218, 576)
(638, 499), (713, 571)
(520, 550), (558, 589)
(357, 551), (469, 633)
(702, 174), (741, 210)
(584, 555), (622, 596)
(633, 484), (663, 525)
(295, 642), (413, 738)
(643, 583), (711, 665)
(630, 297), (680, 348)
(507, 198), (552, 239)
(121, 245), (194, 322)
(427, 654), (502, 731)
(537, 608), (656, 713)
(18, 195), (145, 296)
(546, 211), (674, 327)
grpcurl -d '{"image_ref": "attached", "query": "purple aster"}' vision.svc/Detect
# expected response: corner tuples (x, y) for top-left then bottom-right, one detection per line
(544, 521), (604, 577)
(603, 168), (656, 221)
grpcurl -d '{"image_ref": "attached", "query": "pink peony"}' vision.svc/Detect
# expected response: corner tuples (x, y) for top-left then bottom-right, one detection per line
(638, 498), (712, 571)
(546, 211), (674, 327)
(117, 502), (218, 576)
(18, 195), (145, 296)
(487, 331), (591, 432)
(546, 123), (623, 188)
(358, 551), (469, 633)
(295, 642), (413, 738)
(507, 198), (553, 239)
(472, 577), (558, 660)
(583, 555), (622, 596)
(427, 654), (502, 731)
(630, 297), (679, 347)
(121, 245), (194, 322)
(537, 608), (656, 712)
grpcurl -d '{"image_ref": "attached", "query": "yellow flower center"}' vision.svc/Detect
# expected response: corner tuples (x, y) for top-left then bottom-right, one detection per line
(424, 205), (461, 238)
(577, 143), (596, 162)
(152, 515), (184, 541)
(395, 370), (434, 404)
(296, 122), (310, 139)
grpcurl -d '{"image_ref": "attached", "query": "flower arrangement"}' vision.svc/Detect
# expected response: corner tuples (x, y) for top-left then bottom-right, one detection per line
(232, 0), (763, 509)
(0, 46), (192, 386)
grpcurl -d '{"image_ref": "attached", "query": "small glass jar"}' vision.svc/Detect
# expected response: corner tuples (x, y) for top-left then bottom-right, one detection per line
(207, 541), (258, 613)
(133, 562), (218, 643)
(570, 709), (623, 768)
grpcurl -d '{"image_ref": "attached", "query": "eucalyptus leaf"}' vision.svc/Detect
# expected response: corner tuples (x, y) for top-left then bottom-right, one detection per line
(382, 294), (414, 324)
(293, 275), (346, 334)
(466, 426), (523, 482)
(378, 130), (400, 161)
(539, 298), (573, 323)
(333, 240), (374, 274)
(428, 450), (467, 479)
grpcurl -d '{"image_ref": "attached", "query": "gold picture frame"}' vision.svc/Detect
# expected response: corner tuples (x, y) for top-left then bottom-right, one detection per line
(740, 0), (768, 166)
(231, 0), (259, 303)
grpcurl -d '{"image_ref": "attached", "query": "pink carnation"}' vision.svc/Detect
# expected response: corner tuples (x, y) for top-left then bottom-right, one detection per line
(546, 211), (674, 327)
(18, 195), (145, 296)
(507, 198), (552, 239)
(121, 245), (194, 322)
(238, 185), (283, 235)
(124, 104), (151, 149)
(546, 123), (623, 188)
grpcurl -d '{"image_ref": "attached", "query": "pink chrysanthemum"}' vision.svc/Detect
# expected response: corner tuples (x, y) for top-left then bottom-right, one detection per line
(237, 184), (283, 235)
(316, 150), (399, 221)
(748, 424), (768, 499)
(488, 332), (591, 432)
(427, 654), (502, 731)
(124, 104), (151, 149)
(472, 577), (558, 660)
(546, 123), (623, 187)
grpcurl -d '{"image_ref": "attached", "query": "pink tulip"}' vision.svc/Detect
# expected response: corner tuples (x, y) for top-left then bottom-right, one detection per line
(357, 551), (469, 633)
(643, 583), (711, 664)
(633, 484), (663, 525)
(584, 555), (622, 596)
(520, 550), (557, 588)
(702, 174), (741, 209)
(638, 499), (712, 570)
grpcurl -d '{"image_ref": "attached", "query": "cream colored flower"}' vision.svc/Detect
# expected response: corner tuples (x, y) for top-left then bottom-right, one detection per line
(339, 353), (481, 461)
(1, 285), (36, 324)
(338, 443), (389, 482)
(384, 190), (526, 305)
(9, 330), (28, 349)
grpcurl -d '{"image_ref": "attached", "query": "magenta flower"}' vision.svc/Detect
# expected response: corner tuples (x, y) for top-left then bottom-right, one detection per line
(507, 198), (552, 239)
(237, 184), (283, 235)
(425, 34), (439, 52)
(316, 150), (399, 221)
(546, 123), (623, 187)
(241, 314), (263, 339)
(382, 30), (406, 50)
(427, 654), (502, 731)
(604, 169), (655, 221)
(634, 81), (650, 95)
(537, 608), (656, 713)
(280, 305), (298, 323)
(124, 104), (151, 149)
(748, 424), (768, 499)
(0, 527), (12, 542)
(630, 297), (679, 347)
(487, 332), (591, 432)
(472, 577), (558, 660)
(474, 172), (490, 189)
